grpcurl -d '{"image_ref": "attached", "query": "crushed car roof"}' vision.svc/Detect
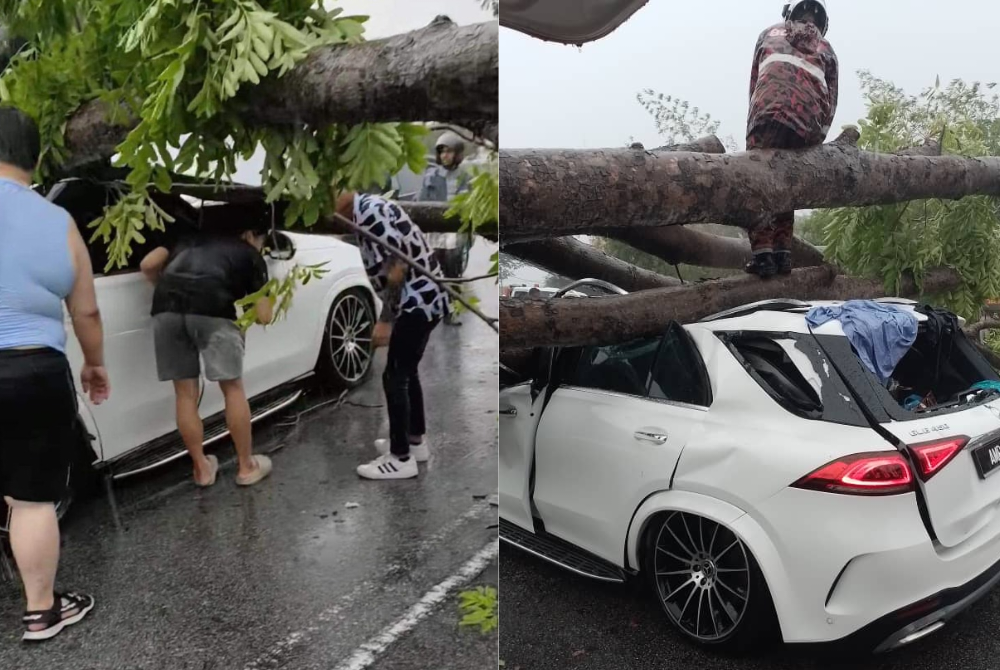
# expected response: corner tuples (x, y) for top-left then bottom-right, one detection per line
(688, 299), (956, 336)
(500, 0), (650, 45)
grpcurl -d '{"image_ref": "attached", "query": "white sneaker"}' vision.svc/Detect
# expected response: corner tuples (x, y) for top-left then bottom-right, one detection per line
(357, 454), (419, 480)
(374, 438), (430, 462)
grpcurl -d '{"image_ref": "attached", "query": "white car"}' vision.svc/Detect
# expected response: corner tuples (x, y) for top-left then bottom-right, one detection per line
(500, 293), (1000, 653)
(509, 286), (588, 299)
(6, 179), (378, 517)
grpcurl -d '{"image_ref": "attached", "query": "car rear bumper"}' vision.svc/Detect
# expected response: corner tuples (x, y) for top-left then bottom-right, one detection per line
(831, 553), (1000, 652)
(748, 488), (1000, 647)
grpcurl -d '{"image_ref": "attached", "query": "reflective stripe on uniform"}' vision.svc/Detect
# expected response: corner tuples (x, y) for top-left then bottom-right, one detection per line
(760, 53), (828, 89)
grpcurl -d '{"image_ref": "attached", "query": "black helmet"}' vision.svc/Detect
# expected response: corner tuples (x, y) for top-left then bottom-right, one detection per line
(783, 0), (829, 36)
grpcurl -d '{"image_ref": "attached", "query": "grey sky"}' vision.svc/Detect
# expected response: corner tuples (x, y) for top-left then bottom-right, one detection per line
(500, 0), (1000, 150)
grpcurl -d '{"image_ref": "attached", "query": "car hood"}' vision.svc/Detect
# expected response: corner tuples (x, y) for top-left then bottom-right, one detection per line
(500, 0), (650, 44)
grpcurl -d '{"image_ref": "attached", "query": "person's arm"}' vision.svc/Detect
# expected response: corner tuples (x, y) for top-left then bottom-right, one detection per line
(140, 246), (170, 283)
(418, 168), (433, 201)
(378, 259), (407, 323)
(749, 30), (767, 101)
(247, 250), (274, 325)
(66, 219), (104, 368)
(824, 48), (840, 136)
(255, 295), (275, 325)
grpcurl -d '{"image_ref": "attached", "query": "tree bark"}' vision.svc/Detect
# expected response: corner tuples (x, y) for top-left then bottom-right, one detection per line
(62, 18), (498, 170)
(606, 136), (827, 270)
(966, 319), (1000, 337)
(159, 181), (496, 237)
(505, 237), (681, 291)
(975, 342), (1000, 371)
(499, 266), (962, 350)
(500, 143), (1000, 242)
(609, 226), (826, 269)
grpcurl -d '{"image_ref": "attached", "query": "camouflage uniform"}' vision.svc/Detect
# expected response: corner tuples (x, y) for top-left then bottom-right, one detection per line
(747, 20), (839, 258)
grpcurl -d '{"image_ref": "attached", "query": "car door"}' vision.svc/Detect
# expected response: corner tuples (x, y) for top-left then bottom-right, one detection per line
(51, 182), (184, 463)
(531, 323), (713, 565)
(499, 349), (559, 532)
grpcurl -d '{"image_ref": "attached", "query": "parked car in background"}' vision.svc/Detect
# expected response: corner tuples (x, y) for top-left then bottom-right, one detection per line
(509, 286), (588, 299)
(2, 178), (379, 531)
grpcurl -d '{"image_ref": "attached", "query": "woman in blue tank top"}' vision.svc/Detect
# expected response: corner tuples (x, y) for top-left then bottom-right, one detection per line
(0, 106), (110, 641)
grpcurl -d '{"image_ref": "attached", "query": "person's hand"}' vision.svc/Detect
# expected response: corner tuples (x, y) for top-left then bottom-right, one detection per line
(373, 321), (392, 349)
(80, 365), (110, 405)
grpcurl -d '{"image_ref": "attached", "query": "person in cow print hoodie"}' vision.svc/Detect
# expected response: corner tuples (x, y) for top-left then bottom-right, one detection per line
(745, 0), (838, 278)
(333, 191), (451, 480)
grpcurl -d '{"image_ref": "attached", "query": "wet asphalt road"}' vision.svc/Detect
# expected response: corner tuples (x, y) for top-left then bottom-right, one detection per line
(0, 242), (499, 669)
(500, 547), (1000, 670)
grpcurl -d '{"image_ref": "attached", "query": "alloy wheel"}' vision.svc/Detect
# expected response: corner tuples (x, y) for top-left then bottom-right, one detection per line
(652, 512), (751, 642)
(328, 293), (373, 384)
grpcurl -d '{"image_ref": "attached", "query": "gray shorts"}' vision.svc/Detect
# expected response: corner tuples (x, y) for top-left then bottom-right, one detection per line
(153, 313), (245, 382)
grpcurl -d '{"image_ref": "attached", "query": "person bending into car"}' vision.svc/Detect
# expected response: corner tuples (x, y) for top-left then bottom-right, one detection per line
(745, 0), (838, 278)
(0, 106), (109, 641)
(140, 226), (275, 487)
(333, 189), (450, 480)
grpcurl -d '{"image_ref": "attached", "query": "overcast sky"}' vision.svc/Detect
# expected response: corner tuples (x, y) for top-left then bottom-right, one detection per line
(500, 0), (1000, 150)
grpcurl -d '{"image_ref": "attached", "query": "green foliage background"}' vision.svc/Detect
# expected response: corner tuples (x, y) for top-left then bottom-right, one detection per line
(622, 76), (1000, 322)
(810, 72), (1000, 321)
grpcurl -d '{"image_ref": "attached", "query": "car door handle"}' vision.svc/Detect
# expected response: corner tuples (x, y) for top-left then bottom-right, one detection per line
(499, 407), (517, 417)
(634, 431), (668, 444)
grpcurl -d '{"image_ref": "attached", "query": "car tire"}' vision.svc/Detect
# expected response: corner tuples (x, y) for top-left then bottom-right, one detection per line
(316, 288), (376, 390)
(642, 511), (779, 653)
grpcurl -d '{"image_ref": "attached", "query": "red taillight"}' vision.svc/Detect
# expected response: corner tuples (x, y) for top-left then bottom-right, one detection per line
(910, 437), (969, 480)
(792, 452), (914, 496)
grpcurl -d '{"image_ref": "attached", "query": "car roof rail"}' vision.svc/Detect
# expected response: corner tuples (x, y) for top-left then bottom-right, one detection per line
(873, 297), (919, 306)
(699, 299), (812, 323)
(548, 278), (628, 300)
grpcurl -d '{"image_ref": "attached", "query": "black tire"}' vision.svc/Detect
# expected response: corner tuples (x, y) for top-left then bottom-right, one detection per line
(642, 511), (779, 653)
(316, 288), (376, 389)
(437, 246), (469, 279)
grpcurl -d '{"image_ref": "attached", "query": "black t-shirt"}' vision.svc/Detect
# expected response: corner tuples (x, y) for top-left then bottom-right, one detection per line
(151, 235), (269, 320)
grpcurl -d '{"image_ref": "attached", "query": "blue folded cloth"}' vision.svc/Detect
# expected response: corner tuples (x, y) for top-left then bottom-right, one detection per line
(806, 300), (918, 384)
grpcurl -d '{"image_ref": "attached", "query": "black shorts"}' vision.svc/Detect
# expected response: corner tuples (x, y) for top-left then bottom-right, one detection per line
(0, 348), (78, 503)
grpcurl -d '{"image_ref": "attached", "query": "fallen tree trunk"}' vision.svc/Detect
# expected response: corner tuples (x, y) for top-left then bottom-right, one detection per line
(609, 226), (826, 269)
(500, 141), (1000, 242)
(161, 181), (496, 237)
(975, 342), (1000, 371)
(63, 18), (498, 169)
(613, 136), (827, 270)
(499, 266), (962, 350)
(505, 237), (681, 291)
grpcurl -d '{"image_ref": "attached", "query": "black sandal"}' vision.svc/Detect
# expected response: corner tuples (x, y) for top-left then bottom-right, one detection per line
(22, 592), (95, 642)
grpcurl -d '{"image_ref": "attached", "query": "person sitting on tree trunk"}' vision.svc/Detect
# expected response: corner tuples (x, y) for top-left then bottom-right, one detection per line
(745, 0), (838, 278)
(333, 190), (450, 480)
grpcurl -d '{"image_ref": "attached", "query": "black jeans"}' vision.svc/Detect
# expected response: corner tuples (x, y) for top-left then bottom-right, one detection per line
(384, 312), (440, 456)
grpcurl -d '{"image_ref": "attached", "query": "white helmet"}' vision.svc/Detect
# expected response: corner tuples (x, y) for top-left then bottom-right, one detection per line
(434, 130), (465, 168)
(435, 131), (465, 155)
(783, 0), (829, 35)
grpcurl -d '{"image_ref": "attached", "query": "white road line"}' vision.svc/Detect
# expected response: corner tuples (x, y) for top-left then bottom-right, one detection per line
(244, 503), (495, 670)
(332, 540), (499, 670)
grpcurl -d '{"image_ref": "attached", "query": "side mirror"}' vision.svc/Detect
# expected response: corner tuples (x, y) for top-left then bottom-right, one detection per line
(266, 234), (295, 261)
